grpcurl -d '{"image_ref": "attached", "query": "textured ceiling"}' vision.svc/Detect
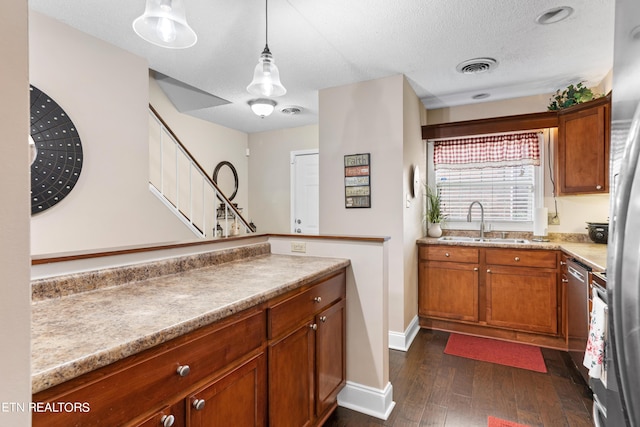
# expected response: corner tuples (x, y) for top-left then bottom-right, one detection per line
(28, 0), (615, 133)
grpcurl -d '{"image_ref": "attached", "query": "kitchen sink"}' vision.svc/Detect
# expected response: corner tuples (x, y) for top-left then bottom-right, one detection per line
(437, 236), (530, 244)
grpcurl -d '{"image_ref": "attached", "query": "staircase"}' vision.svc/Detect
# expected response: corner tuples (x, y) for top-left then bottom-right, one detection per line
(148, 105), (255, 238)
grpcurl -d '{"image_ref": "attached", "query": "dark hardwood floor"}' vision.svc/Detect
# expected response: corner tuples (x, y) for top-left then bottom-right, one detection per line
(324, 329), (594, 427)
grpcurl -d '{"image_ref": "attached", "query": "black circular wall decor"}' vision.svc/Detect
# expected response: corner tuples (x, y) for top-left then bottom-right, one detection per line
(30, 85), (83, 215)
(212, 161), (239, 201)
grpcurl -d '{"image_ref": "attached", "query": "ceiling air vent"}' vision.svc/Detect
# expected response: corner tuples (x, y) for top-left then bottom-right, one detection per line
(535, 6), (574, 25)
(456, 58), (498, 75)
(280, 106), (303, 115)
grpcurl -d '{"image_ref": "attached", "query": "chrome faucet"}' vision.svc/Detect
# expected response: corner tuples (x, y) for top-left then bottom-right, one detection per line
(467, 201), (485, 239)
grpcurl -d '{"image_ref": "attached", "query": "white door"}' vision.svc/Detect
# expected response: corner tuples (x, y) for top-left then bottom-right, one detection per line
(291, 150), (319, 234)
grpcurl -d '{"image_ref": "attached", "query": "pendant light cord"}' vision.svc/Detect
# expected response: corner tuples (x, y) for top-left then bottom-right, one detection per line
(265, 0), (269, 48)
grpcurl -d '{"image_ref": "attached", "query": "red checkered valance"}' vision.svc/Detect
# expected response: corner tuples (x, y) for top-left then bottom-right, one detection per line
(433, 132), (541, 170)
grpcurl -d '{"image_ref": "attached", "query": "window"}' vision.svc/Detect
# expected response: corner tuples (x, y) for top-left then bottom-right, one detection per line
(436, 165), (535, 222)
(429, 132), (544, 231)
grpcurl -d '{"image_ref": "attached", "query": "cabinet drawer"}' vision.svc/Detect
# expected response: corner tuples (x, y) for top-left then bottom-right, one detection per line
(33, 309), (266, 427)
(269, 271), (346, 339)
(420, 245), (479, 263)
(486, 248), (557, 269)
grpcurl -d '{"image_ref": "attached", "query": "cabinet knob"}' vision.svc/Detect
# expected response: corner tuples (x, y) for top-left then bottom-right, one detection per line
(514, 257), (520, 262)
(486, 269), (491, 273)
(310, 323), (318, 330)
(314, 296), (322, 303)
(320, 316), (327, 323)
(192, 399), (206, 411)
(160, 415), (175, 427)
(473, 267), (479, 272)
(445, 252), (450, 257)
(596, 185), (602, 190)
(562, 278), (569, 283)
(176, 365), (190, 377)
(560, 261), (567, 266)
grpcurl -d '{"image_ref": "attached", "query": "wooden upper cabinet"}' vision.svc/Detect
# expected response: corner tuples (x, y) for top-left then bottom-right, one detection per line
(556, 95), (611, 195)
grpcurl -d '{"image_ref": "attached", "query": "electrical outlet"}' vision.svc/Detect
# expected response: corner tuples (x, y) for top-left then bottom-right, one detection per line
(291, 242), (306, 253)
(548, 213), (560, 225)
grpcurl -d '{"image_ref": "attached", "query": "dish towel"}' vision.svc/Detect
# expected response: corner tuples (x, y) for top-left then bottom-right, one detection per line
(583, 289), (606, 379)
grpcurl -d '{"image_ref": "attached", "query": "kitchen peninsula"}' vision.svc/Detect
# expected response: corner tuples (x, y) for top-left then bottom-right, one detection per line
(31, 241), (350, 426)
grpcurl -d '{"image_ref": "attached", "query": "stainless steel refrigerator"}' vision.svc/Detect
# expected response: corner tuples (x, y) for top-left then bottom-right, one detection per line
(606, 0), (640, 425)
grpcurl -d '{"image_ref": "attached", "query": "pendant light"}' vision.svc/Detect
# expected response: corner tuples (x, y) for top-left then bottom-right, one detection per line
(133, 0), (197, 49)
(249, 99), (277, 117)
(246, 0), (286, 97)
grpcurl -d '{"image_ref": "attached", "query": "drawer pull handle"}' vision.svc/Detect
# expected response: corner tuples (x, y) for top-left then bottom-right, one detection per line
(445, 252), (450, 257)
(514, 257), (520, 262)
(161, 415), (175, 427)
(310, 323), (318, 330)
(473, 267), (479, 272)
(176, 365), (190, 377)
(314, 296), (322, 303)
(192, 399), (206, 411)
(320, 316), (327, 323)
(487, 269), (491, 273)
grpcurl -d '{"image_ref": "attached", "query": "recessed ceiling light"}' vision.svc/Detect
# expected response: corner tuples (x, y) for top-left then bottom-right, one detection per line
(536, 6), (574, 25)
(456, 58), (498, 75)
(472, 93), (491, 100)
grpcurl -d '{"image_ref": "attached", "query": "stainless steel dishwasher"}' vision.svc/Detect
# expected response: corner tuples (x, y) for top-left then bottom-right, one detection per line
(566, 258), (592, 382)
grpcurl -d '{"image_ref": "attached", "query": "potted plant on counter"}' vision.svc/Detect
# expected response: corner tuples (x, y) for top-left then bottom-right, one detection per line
(426, 186), (446, 238)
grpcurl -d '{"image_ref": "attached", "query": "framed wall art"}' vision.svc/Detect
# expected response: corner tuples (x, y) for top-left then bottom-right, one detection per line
(344, 153), (370, 208)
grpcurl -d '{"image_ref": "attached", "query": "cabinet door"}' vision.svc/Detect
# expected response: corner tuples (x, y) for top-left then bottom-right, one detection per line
(269, 323), (315, 427)
(188, 353), (267, 427)
(315, 300), (346, 417)
(419, 261), (479, 321)
(486, 266), (558, 334)
(557, 99), (610, 195)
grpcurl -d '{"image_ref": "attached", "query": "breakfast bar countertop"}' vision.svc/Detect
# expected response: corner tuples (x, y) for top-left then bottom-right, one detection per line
(31, 248), (350, 394)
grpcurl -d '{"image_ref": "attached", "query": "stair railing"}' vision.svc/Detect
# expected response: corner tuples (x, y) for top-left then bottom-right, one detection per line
(148, 104), (255, 238)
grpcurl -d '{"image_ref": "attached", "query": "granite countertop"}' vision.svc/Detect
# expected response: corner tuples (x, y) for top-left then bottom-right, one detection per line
(31, 251), (350, 394)
(416, 236), (607, 271)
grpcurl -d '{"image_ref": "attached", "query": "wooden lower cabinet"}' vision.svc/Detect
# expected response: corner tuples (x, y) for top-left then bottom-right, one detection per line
(419, 260), (479, 322)
(315, 300), (346, 417)
(269, 322), (315, 427)
(485, 266), (558, 334)
(268, 271), (347, 427)
(418, 244), (560, 340)
(188, 353), (267, 427)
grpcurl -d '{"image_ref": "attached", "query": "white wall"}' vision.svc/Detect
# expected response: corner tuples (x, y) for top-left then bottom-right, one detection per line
(427, 91), (611, 235)
(319, 75), (423, 337)
(29, 12), (195, 256)
(0, 0), (31, 424)
(248, 125), (319, 233)
(401, 79), (426, 331)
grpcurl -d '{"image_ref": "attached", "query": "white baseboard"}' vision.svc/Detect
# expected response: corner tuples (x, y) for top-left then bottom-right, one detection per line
(337, 381), (395, 420)
(388, 315), (420, 351)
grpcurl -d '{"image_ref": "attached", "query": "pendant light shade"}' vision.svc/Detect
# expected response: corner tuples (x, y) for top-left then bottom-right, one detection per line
(247, 0), (286, 97)
(247, 46), (286, 97)
(133, 0), (197, 49)
(249, 99), (277, 117)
